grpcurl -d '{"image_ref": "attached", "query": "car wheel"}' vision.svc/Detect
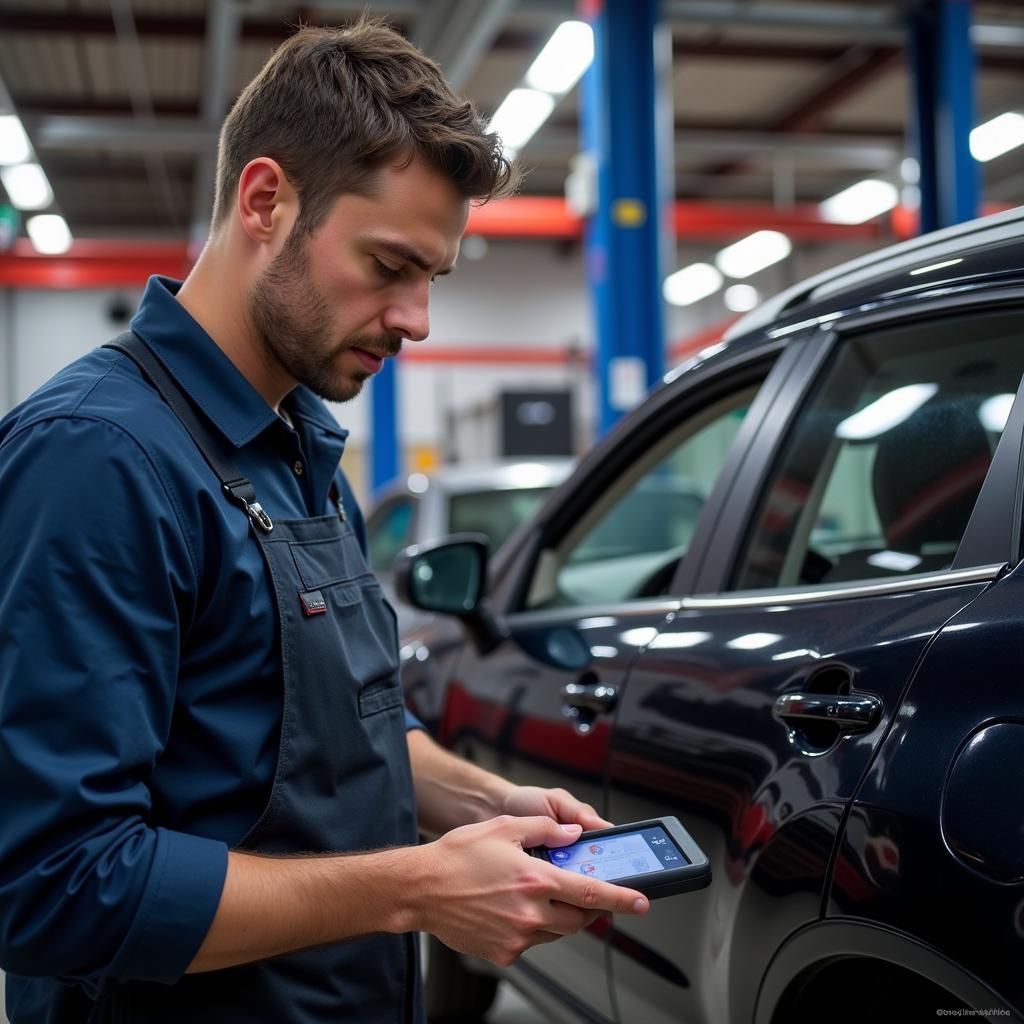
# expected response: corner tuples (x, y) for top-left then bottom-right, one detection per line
(423, 934), (499, 1022)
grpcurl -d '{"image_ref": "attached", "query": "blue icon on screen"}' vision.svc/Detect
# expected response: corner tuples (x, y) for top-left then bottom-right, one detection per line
(551, 849), (572, 863)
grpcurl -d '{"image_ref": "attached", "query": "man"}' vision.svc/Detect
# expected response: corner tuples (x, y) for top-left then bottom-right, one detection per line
(0, 18), (647, 1024)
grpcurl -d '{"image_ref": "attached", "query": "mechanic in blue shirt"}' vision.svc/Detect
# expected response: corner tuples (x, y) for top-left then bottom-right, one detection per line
(0, 18), (648, 1024)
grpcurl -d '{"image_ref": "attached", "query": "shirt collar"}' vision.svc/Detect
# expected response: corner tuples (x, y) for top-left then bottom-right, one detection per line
(130, 276), (348, 449)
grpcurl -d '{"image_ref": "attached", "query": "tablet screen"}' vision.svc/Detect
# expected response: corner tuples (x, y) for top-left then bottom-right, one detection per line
(547, 825), (689, 881)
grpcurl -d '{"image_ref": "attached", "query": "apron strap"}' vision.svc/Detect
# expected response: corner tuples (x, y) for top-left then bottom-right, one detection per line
(104, 331), (274, 533)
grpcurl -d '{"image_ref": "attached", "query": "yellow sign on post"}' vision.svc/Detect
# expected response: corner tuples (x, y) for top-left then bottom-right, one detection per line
(612, 198), (647, 227)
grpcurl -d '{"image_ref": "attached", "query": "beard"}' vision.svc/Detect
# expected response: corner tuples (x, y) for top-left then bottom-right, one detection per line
(248, 231), (401, 403)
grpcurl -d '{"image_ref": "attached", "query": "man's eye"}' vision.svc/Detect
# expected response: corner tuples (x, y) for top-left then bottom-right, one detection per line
(374, 258), (401, 280)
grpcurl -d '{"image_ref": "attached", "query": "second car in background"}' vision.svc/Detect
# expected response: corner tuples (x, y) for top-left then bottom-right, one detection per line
(367, 459), (574, 633)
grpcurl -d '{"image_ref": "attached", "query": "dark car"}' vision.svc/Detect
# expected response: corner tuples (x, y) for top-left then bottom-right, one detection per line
(397, 205), (1024, 1023)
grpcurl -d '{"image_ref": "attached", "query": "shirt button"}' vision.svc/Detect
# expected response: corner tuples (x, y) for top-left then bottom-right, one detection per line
(293, 461), (304, 476)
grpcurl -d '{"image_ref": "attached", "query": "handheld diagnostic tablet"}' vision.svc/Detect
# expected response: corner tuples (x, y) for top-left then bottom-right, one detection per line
(530, 816), (711, 899)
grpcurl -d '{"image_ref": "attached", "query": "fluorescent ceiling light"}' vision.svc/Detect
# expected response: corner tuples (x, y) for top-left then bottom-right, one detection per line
(26, 213), (71, 254)
(663, 262), (723, 306)
(715, 230), (791, 279)
(836, 383), (938, 441)
(970, 112), (1024, 162)
(724, 283), (759, 312)
(819, 179), (898, 225)
(526, 20), (594, 95)
(487, 89), (555, 156)
(978, 393), (1015, 433)
(1, 162), (53, 210)
(0, 115), (31, 165)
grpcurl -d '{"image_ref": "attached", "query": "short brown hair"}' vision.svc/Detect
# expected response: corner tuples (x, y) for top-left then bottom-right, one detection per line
(212, 17), (518, 232)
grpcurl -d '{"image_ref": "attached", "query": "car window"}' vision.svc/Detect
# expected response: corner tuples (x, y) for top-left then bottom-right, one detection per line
(448, 487), (554, 552)
(367, 497), (417, 573)
(525, 384), (760, 609)
(731, 308), (1024, 591)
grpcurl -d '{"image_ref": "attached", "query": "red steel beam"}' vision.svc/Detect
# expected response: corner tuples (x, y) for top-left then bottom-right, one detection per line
(0, 241), (194, 288)
(464, 197), (884, 241)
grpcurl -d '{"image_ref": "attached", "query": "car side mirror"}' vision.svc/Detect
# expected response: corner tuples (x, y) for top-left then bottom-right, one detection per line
(392, 533), (508, 654)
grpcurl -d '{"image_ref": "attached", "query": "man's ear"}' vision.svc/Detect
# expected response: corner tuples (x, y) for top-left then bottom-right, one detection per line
(236, 157), (298, 245)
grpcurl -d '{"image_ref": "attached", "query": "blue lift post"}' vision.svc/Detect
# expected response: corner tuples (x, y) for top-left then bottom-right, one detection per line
(369, 354), (399, 497)
(908, 0), (979, 232)
(580, 0), (671, 437)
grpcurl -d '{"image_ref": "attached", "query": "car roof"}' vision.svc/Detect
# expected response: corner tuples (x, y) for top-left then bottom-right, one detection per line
(725, 204), (1024, 344)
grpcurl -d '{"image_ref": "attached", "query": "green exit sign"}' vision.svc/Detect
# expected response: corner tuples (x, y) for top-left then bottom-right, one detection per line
(0, 203), (19, 251)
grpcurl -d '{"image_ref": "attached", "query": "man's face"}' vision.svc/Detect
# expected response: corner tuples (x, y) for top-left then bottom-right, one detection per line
(248, 155), (468, 403)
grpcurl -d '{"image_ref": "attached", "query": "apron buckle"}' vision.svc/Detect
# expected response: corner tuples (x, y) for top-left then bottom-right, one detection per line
(222, 480), (274, 532)
(245, 500), (274, 533)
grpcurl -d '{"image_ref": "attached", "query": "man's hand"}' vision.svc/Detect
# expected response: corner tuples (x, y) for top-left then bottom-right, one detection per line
(408, 815), (649, 967)
(500, 785), (612, 831)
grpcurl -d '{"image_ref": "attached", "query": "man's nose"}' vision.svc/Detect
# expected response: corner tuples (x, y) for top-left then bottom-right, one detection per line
(383, 284), (430, 343)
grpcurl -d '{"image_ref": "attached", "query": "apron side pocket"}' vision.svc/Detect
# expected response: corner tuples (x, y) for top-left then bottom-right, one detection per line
(358, 676), (404, 718)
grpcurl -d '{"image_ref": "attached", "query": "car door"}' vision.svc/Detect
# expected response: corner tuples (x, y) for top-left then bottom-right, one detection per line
(438, 341), (793, 1021)
(812, 298), (1024, 1016)
(604, 297), (1024, 1024)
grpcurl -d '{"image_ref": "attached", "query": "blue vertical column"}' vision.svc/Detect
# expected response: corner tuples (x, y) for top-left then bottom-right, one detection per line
(580, 0), (668, 437)
(908, 0), (979, 232)
(369, 355), (399, 495)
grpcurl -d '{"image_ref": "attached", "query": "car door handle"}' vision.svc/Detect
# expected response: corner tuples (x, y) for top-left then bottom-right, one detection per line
(562, 681), (619, 713)
(561, 681), (619, 735)
(773, 692), (882, 732)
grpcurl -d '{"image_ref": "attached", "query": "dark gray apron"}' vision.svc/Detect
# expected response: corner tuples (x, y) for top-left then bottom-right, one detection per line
(98, 333), (422, 1024)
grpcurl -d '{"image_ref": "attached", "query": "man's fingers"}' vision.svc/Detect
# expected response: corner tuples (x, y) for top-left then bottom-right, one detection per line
(565, 876), (649, 915)
(539, 902), (591, 937)
(512, 815), (582, 850)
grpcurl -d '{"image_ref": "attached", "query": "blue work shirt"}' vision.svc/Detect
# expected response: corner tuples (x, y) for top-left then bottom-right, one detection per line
(0, 276), (418, 1017)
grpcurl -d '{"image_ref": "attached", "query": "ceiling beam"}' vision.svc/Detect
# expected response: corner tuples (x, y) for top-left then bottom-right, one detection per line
(435, 0), (521, 91)
(25, 114), (902, 170)
(0, 8), (285, 39)
(26, 115), (217, 152)
(663, 1), (1024, 48)
(1, 4), (1021, 49)
(692, 44), (905, 190)
(531, 126), (901, 168)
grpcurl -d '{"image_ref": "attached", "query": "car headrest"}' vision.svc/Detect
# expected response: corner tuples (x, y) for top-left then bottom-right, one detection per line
(872, 399), (992, 552)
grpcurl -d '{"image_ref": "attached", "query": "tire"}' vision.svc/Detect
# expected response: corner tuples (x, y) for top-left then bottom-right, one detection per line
(423, 934), (499, 1022)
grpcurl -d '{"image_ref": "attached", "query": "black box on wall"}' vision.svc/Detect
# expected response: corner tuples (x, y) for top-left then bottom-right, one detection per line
(500, 390), (574, 457)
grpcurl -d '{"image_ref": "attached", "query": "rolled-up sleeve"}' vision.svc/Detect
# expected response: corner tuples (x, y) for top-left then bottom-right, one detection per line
(0, 416), (227, 990)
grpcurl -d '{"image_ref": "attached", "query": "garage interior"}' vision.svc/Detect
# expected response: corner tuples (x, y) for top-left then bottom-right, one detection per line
(2, 0), (1022, 501)
(1, 3), (1023, 1022)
